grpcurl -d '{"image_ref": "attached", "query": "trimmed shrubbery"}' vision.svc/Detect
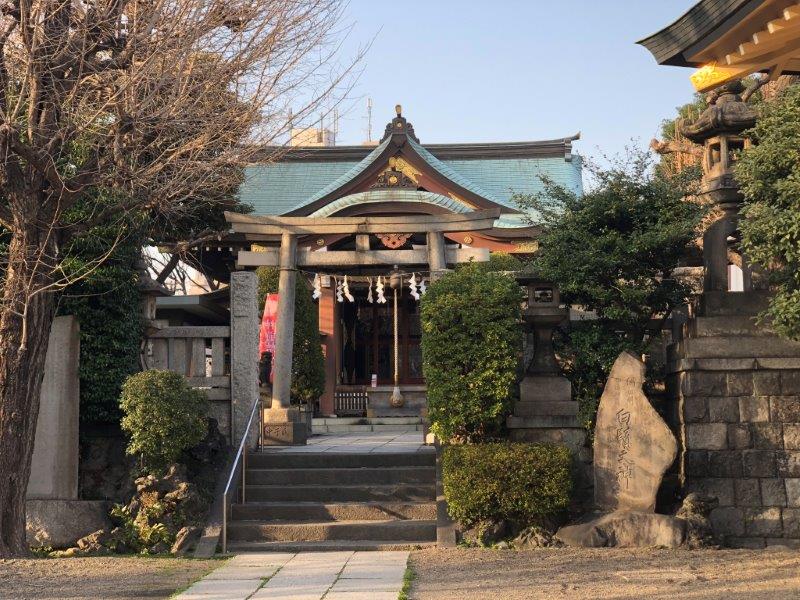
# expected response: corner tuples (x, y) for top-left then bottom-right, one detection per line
(120, 370), (209, 472)
(420, 264), (523, 441)
(442, 443), (572, 529)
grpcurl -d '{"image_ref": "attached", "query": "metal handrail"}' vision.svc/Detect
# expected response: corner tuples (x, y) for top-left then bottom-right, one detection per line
(221, 393), (262, 554)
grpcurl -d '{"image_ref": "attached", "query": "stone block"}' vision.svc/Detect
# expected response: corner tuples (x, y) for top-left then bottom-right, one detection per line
(727, 372), (754, 397)
(770, 396), (800, 422)
(709, 451), (742, 478)
(685, 423), (728, 450)
(784, 425), (800, 450)
(261, 422), (308, 446)
(26, 500), (110, 549)
(782, 508), (800, 537)
(778, 452), (800, 478)
(728, 424), (752, 450)
(752, 423), (784, 450)
(683, 372), (727, 397)
(513, 400), (577, 418)
(519, 375), (571, 403)
(782, 372), (800, 395)
(684, 451), (709, 477)
(708, 397), (739, 423)
(785, 479), (800, 508)
(739, 396), (770, 423)
(683, 396), (708, 423)
(754, 372), (782, 396)
(734, 478), (761, 507)
(761, 479), (787, 507)
(556, 511), (685, 548)
(743, 450), (777, 477)
(744, 507), (783, 537)
(507, 426), (585, 452)
(710, 506), (745, 536)
(685, 477), (734, 506)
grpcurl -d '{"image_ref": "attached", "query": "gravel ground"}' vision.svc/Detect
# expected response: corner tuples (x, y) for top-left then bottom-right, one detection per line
(0, 557), (221, 600)
(408, 547), (800, 599)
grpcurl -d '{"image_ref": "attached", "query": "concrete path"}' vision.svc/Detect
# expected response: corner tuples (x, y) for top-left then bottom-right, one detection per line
(176, 551), (409, 600)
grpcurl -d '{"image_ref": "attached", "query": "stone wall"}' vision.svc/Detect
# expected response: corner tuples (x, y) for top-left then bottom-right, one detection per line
(668, 291), (800, 548)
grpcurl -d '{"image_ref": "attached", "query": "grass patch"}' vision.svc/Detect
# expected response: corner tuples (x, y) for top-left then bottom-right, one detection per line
(398, 565), (415, 600)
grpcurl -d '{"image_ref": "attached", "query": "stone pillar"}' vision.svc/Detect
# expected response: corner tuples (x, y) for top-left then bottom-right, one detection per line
(427, 231), (448, 281)
(263, 232), (307, 445)
(28, 315), (80, 499)
(271, 232), (297, 409)
(230, 270), (259, 446)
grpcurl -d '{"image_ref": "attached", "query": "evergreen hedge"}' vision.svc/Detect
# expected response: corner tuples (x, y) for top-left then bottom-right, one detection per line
(420, 264), (522, 441)
(442, 443), (572, 528)
(120, 370), (209, 472)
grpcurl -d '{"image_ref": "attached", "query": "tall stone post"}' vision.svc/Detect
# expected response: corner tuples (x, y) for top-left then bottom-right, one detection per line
(230, 270), (259, 446)
(427, 231), (448, 281)
(263, 232), (307, 445)
(271, 232), (297, 409)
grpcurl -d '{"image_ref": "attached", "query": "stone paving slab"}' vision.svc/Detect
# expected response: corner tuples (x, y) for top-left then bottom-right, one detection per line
(176, 550), (409, 600)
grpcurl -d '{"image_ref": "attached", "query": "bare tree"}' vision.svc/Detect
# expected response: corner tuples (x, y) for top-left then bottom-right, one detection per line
(0, 0), (357, 556)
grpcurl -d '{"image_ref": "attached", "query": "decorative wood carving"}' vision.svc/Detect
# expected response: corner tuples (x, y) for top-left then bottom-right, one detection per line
(376, 233), (412, 249)
(371, 167), (416, 190)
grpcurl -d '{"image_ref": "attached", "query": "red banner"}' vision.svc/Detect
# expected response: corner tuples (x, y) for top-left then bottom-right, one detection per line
(259, 293), (279, 382)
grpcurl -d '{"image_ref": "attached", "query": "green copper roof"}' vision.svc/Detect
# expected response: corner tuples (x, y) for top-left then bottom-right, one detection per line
(239, 146), (583, 217)
(309, 189), (472, 217)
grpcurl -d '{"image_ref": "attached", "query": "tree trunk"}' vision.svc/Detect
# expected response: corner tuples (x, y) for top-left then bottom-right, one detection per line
(0, 223), (58, 557)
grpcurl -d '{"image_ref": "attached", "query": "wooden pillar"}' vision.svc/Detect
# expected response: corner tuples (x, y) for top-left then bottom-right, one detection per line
(271, 232), (297, 409)
(427, 231), (448, 281)
(319, 284), (337, 416)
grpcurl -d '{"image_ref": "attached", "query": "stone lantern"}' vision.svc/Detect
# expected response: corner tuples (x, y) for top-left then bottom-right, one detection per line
(506, 275), (583, 452)
(678, 80), (756, 292)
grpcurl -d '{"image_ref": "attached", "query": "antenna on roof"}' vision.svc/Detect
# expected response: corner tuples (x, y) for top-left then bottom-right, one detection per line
(366, 98), (373, 142)
(333, 108), (339, 146)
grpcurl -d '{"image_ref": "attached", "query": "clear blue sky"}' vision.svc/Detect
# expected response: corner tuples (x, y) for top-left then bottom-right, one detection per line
(330, 0), (698, 163)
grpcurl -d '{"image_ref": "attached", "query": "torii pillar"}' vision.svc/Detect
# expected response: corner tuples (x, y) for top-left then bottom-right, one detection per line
(263, 232), (308, 445)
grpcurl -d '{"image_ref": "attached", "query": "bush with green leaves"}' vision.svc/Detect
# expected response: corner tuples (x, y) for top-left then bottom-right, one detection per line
(421, 264), (523, 441)
(257, 267), (325, 405)
(736, 83), (800, 340)
(515, 148), (703, 429)
(120, 370), (209, 472)
(442, 443), (572, 529)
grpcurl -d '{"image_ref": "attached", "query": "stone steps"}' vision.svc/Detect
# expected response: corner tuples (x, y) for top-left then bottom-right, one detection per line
(226, 540), (436, 552)
(228, 447), (437, 551)
(314, 423), (424, 433)
(245, 466), (435, 486)
(231, 501), (436, 522)
(244, 483), (435, 503)
(246, 451), (435, 469)
(226, 519), (436, 543)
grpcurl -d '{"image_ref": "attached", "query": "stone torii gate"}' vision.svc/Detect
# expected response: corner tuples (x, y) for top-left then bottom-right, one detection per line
(225, 208), (500, 445)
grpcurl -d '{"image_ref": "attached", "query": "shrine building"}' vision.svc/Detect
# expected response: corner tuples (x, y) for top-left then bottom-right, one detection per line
(228, 107), (582, 418)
